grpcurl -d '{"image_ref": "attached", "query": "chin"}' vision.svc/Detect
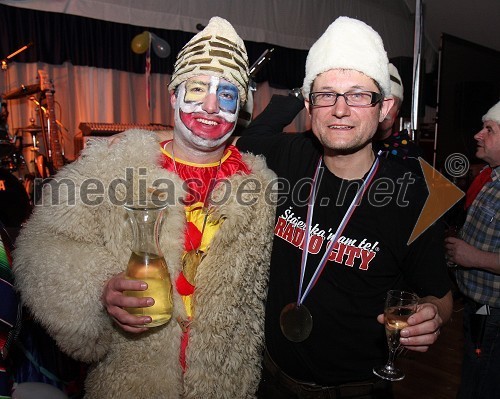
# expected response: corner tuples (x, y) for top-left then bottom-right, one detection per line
(333, 146), (364, 156)
(327, 140), (372, 155)
(191, 133), (230, 150)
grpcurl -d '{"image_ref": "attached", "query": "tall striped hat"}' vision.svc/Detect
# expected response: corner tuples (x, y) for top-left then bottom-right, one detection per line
(168, 17), (249, 104)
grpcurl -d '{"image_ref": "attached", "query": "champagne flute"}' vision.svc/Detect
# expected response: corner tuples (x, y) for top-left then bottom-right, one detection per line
(373, 290), (419, 381)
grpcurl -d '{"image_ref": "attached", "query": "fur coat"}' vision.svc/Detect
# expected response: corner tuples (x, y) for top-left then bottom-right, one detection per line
(13, 131), (276, 399)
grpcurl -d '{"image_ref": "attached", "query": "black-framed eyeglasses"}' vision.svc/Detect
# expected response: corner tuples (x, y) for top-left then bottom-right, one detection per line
(309, 91), (383, 108)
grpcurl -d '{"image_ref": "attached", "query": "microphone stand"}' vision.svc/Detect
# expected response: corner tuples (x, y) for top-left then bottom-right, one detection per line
(1, 43), (34, 143)
(1, 42), (33, 71)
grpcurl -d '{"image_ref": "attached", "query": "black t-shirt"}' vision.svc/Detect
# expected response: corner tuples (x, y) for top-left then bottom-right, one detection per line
(237, 132), (450, 384)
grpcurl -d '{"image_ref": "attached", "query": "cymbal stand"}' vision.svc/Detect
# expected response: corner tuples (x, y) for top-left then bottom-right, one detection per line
(29, 95), (50, 159)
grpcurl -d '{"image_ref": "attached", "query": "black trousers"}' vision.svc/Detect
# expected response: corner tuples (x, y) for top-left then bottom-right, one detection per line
(257, 351), (394, 399)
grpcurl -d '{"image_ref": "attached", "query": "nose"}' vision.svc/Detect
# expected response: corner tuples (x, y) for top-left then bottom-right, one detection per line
(202, 92), (219, 114)
(474, 127), (486, 141)
(330, 95), (351, 117)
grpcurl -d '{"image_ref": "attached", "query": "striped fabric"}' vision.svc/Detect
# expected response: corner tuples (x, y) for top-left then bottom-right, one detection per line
(0, 233), (16, 332)
(0, 227), (19, 399)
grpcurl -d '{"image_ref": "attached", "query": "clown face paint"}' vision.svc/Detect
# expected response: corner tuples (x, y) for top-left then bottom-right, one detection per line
(173, 76), (240, 150)
(185, 76), (239, 113)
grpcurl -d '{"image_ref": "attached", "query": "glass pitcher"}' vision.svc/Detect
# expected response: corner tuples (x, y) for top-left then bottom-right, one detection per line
(123, 202), (173, 327)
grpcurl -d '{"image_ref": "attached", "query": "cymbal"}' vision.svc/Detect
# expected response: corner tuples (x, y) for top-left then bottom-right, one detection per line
(3, 83), (41, 100)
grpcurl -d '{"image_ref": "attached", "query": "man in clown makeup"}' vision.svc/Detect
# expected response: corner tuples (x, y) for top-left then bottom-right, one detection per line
(13, 17), (276, 398)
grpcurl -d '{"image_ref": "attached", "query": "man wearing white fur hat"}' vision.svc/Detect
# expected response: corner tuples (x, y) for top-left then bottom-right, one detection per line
(14, 17), (276, 398)
(237, 16), (453, 398)
(445, 100), (500, 399)
(374, 63), (423, 173)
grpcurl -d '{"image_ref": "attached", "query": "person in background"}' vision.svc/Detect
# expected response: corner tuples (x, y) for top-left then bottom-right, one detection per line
(13, 17), (276, 399)
(373, 63), (423, 174)
(445, 100), (500, 399)
(238, 88), (306, 137)
(236, 16), (453, 399)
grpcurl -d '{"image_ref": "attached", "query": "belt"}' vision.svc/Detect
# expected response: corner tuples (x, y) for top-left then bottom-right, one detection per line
(468, 299), (500, 315)
(263, 350), (389, 399)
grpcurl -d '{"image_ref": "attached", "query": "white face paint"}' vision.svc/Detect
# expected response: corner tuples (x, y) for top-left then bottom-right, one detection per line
(173, 76), (240, 152)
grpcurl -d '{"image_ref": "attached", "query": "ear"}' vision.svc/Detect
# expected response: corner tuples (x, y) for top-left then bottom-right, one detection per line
(379, 97), (395, 123)
(304, 99), (312, 115)
(170, 90), (177, 109)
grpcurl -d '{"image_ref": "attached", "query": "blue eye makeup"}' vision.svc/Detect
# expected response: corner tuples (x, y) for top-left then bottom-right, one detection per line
(217, 83), (239, 113)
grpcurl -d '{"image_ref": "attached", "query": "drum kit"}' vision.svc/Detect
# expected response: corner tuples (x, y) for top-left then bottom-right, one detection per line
(0, 82), (51, 229)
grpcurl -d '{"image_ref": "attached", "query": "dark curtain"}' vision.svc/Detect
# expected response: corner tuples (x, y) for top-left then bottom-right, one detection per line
(0, 4), (306, 89)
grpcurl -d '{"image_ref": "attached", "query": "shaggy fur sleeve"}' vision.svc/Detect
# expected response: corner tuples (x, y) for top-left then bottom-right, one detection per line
(13, 228), (119, 362)
(12, 131), (168, 363)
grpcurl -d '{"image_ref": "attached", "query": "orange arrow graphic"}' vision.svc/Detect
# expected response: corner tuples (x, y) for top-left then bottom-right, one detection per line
(408, 158), (465, 245)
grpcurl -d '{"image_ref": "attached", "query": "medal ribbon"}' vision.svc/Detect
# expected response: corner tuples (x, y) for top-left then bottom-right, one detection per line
(297, 156), (380, 307)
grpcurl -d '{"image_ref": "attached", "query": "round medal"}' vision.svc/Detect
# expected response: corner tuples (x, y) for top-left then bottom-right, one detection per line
(279, 302), (313, 342)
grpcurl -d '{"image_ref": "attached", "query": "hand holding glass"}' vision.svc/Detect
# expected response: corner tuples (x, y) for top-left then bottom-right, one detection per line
(373, 290), (419, 381)
(444, 225), (459, 268)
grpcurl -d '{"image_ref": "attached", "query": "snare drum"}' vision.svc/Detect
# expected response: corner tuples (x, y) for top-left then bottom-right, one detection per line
(0, 169), (31, 227)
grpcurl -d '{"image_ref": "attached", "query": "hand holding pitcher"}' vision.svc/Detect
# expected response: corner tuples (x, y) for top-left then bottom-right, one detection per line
(122, 202), (173, 328)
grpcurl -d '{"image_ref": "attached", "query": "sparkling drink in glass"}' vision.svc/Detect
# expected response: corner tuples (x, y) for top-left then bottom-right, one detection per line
(373, 290), (419, 381)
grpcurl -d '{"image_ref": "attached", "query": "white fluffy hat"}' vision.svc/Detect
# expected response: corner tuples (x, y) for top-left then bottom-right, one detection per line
(302, 17), (390, 99)
(482, 100), (500, 124)
(389, 63), (404, 101)
(168, 16), (249, 104)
